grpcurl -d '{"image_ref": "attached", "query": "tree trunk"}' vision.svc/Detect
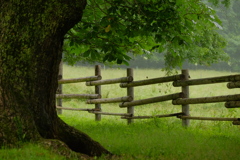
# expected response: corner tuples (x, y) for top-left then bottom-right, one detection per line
(0, 0), (110, 157)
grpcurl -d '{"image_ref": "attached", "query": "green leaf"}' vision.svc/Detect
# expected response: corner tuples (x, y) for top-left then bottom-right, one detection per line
(117, 59), (122, 64)
(69, 41), (74, 47)
(82, 51), (89, 58)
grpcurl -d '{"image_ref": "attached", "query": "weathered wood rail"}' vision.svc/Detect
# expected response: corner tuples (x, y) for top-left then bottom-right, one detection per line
(56, 94), (101, 99)
(227, 81), (240, 89)
(119, 93), (183, 108)
(225, 101), (240, 108)
(58, 76), (101, 84)
(57, 64), (240, 126)
(86, 76), (133, 86)
(120, 74), (183, 87)
(173, 74), (240, 86)
(122, 112), (183, 119)
(87, 96), (133, 104)
(172, 94), (240, 105)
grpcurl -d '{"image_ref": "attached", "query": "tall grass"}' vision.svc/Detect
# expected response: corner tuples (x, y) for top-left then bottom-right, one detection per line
(1, 65), (240, 160)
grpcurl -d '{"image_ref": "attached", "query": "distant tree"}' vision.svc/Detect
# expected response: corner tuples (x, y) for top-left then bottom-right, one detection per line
(64, 0), (229, 70)
(0, 0), (231, 158)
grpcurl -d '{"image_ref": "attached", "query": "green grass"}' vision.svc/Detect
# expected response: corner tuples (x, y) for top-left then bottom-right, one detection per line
(0, 143), (66, 160)
(60, 116), (240, 160)
(1, 65), (240, 160)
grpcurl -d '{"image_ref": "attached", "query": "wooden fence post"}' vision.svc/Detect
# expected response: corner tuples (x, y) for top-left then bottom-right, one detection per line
(57, 60), (63, 114)
(95, 65), (101, 121)
(127, 68), (134, 124)
(182, 69), (190, 126)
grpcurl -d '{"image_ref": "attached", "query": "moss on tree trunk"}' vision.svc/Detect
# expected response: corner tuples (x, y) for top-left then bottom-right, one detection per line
(0, 0), (110, 157)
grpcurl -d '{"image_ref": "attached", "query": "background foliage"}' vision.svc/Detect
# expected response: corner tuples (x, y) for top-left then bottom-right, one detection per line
(216, 0), (240, 71)
(63, 0), (229, 70)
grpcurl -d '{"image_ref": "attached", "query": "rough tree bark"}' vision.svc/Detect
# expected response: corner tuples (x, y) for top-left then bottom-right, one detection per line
(0, 0), (110, 157)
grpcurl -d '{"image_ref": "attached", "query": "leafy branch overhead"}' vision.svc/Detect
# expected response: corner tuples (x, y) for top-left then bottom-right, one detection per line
(64, 0), (229, 69)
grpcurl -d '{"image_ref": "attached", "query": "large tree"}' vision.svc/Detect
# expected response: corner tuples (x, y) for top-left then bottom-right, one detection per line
(0, 0), (109, 158)
(0, 0), (230, 158)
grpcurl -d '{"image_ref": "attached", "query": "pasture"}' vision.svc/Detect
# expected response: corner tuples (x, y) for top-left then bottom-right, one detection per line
(1, 65), (240, 160)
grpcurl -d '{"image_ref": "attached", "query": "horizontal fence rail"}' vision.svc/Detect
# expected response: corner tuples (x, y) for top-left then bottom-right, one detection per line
(172, 94), (240, 105)
(57, 64), (240, 126)
(227, 81), (240, 89)
(232, 121), (240, 125)
(56, 94), (101, 99)
(87, 96), (133, 104)
(121, 112), (183, 119)
(58, 76), (101, 84)
(120, 74), (183, 88)
(86, 76), (133, 86)
(225, 101), (240, 108)
(89, 111), (131, 116)
(178, 115), (239, 121)
(119, 93), (183, 108)
(56, 106), (100, 111)
(173, 74), (240, 87)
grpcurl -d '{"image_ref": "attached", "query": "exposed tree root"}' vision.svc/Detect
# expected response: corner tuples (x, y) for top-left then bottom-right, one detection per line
(39, 139), (92, 160)
(55, 118), (112, 157)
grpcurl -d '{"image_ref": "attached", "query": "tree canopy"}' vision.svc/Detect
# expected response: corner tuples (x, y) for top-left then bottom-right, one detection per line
(64, 0), (230, 70)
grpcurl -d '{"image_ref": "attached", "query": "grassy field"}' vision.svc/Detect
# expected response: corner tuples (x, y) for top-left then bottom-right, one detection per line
(1, 65), (240, 160)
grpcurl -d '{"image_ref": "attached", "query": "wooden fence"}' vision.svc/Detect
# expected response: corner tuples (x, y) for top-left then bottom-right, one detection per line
(56, 65), (240, 126)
